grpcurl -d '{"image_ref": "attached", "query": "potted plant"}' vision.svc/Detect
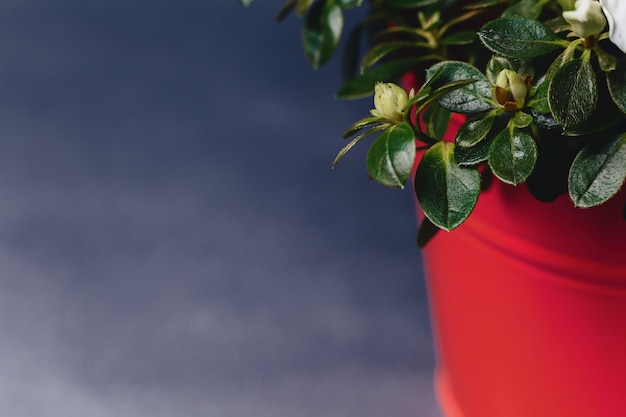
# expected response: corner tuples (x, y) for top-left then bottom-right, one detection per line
(238, 1), (626, 416)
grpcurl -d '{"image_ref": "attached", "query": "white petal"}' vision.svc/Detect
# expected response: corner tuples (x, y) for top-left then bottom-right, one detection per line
(563, 0), (607, 38)
(600, 0), (626, 52)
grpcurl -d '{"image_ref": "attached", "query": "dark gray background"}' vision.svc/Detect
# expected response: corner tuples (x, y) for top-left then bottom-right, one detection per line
(0, 1), (442, 416)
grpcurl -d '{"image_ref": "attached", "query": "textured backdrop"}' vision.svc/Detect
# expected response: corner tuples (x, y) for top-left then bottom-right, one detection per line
(0, 1), (441, 416)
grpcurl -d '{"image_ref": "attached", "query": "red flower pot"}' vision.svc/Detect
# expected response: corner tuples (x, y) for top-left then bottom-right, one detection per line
(419, 135), (626, 416)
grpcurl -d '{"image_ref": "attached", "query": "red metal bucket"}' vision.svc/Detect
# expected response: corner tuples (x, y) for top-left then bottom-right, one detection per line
(422, 168), (626, 417)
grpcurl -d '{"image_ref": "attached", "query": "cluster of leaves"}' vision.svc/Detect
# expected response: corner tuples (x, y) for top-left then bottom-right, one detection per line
(336, 2), (626, 245)
(415, 14), (626, 240)
(240, 0), (626, 246)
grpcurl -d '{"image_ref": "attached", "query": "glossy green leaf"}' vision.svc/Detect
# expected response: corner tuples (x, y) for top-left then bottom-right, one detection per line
(334, 125), (386, 167)
(336, 58), (424, 99)
(568, 133), (626, 208)
(425, 61), (492, 114)
(342, 116), (384, 138)
(303, 0), (344, 69)
(366, 123), (416, 188)
(455, 135), (492, 166)
(512, 111), (533, 128)
(455, 111), (496, 148)
(607, 64), (626, 114)
(478, 16), (565, 59)
(415, 141), (481, 230)
(529, 48), (573, 114)
(564, 75), (624, 135)
(412, 79), (477, 115)
(488, 126), (537, 185)
(423, 103), (453, 140)
(485, 56), (514, 85)
(595, 46), (617, 72)
(529, 109), (559, 130)
(548, 58), (597, 129)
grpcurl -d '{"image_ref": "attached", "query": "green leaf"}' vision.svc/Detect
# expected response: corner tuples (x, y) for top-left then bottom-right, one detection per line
(594, 46), (617, 72)
(485, 56), (514, 85)
(414, 141), (481, 230)
(439, 9), (482, 34)
(297, 0), (314, 15)
(342, 116), (384, 138)
(455, 111), (496, 148)
(336, 0), (362, 8)
(488, 125), (537, 185)
(455, 135), (492, 166)
(556, 0), (575, 10)
(336, 58), (424, 99)
(564, 73), (624, 135)
(303, 0), (344, 69)
(548, 58), (597, 129)
(464, 0), (509, 8)
(384, 0), (441, 8)
(478, 16), (565, 59)
(529, 48), (574, 114)
(366, 123), (416, 188)
(512, 111), (533, 128)
(530, 109), (560, 129)
(422, 102), (453, 140)
(360, 42), (424, 72)
(416, 216), (440, 248)
(425, 61), (493, 113)
(607, 64), (626, 114)
(568, 133), (626, 208)
(412, 79), (477, 115)
(276, 0), (296, 21)
(440, 31), (477, 46)
(334, 125), (386, 167)
(501, 0), (545, 19)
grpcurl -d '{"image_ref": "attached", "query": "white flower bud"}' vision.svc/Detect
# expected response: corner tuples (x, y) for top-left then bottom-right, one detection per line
(493, 69), (528, 111)
(373, 82), (408, 122)
(599, 0), (626, 53)
(562, 0), (607, 39)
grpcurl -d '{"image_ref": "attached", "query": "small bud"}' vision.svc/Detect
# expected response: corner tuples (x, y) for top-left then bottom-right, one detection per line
(373, 82), (409, 122)
(599, 0), (626, 53)
(493, 69), (528, 111)
(563, 0), (607, 39)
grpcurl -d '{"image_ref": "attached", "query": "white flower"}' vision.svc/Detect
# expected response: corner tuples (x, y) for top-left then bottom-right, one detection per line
(599, 0), (626, 53)
(562, 0), (607, 39)
(372, 82), (408, 122)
